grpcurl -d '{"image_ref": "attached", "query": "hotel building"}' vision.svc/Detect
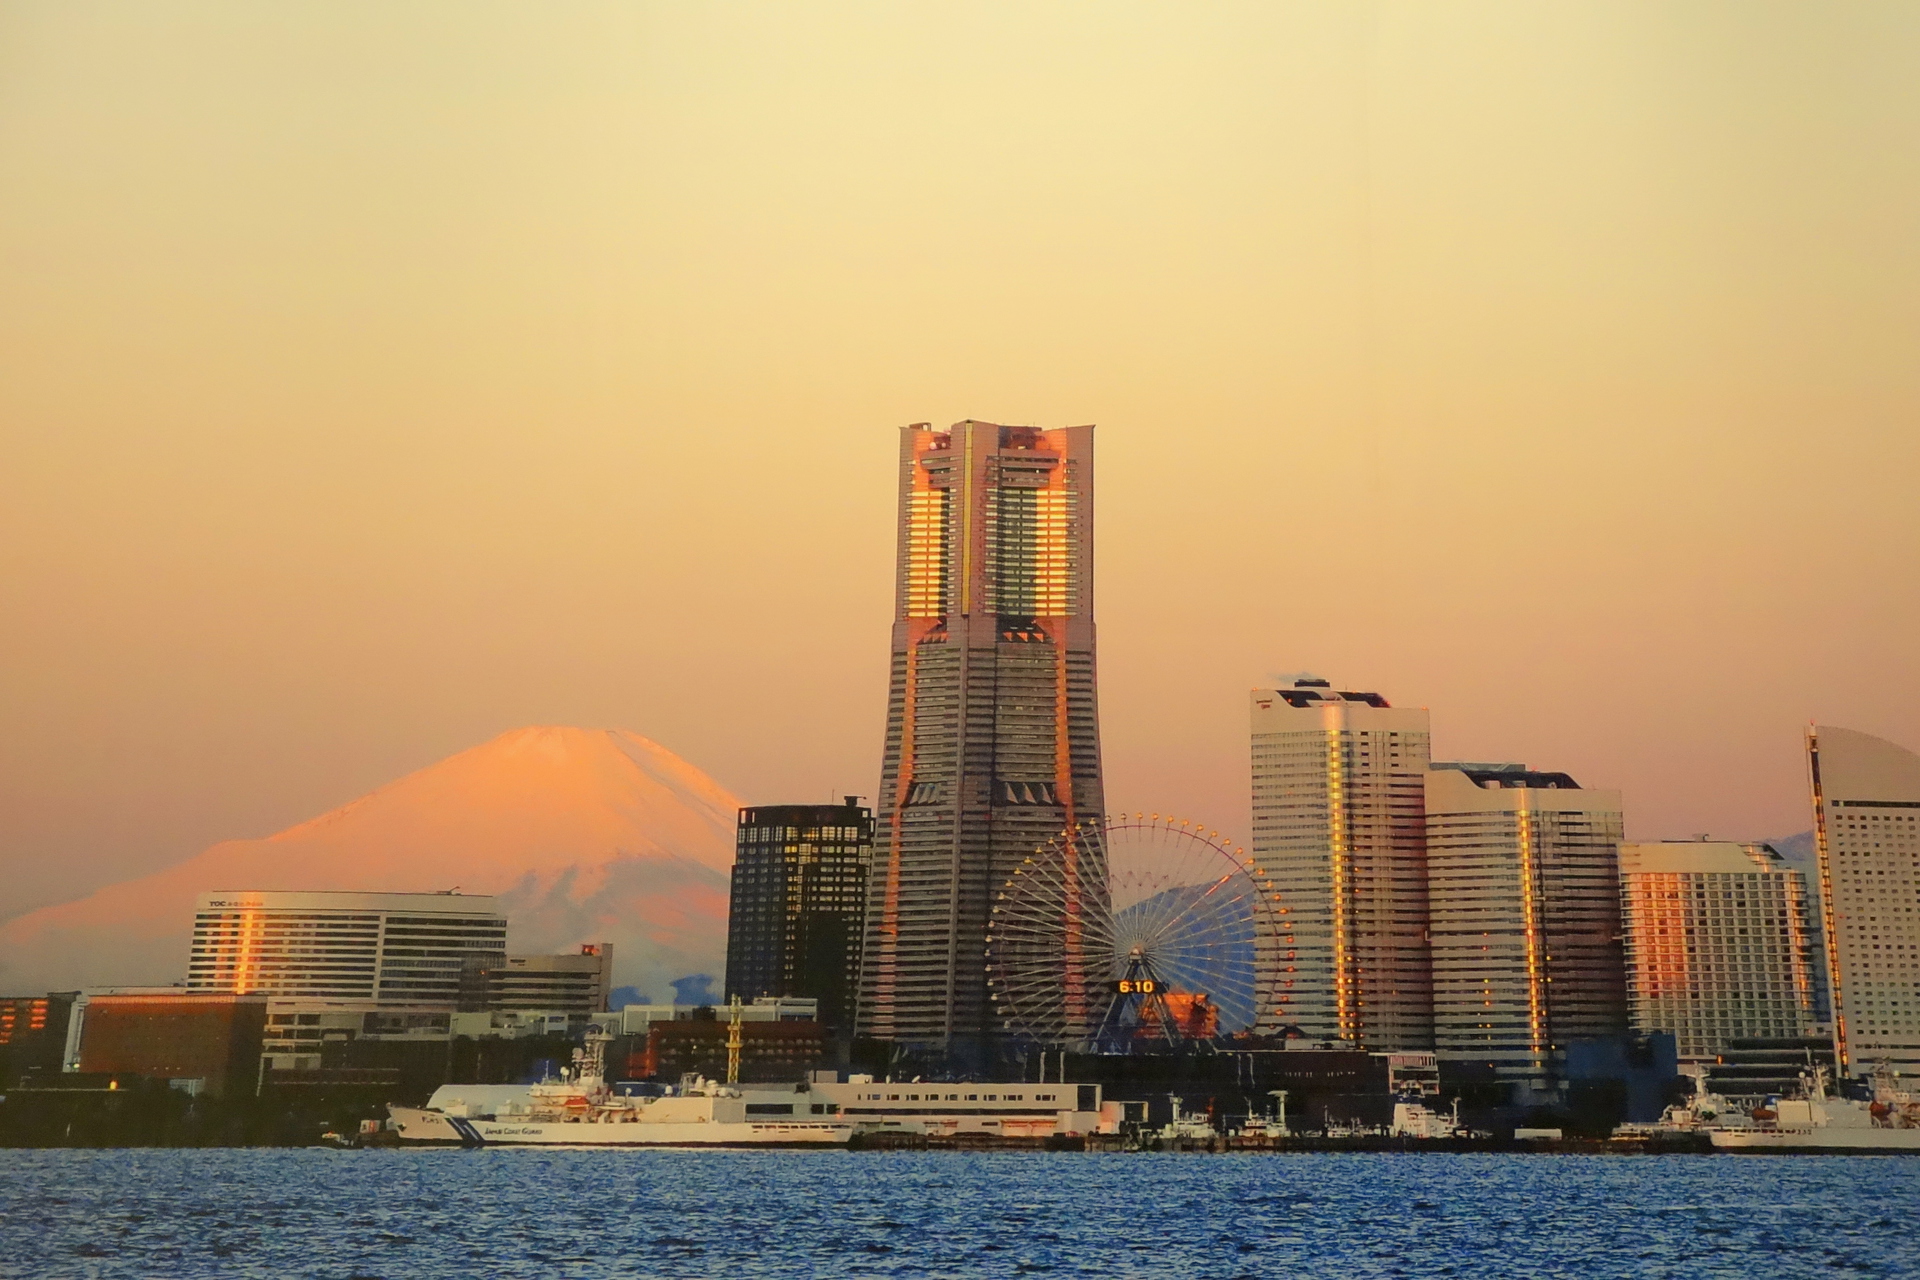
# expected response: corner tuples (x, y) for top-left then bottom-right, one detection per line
(1809, 726), (1920, 1077)
(856, 422), (1106, 1061)
(1426, 764), (1627, 1101)
(1618, 841), (1821, 1061)
(727, 800), (874, 1033)
(1250, 680), (1431, 1050)
(186, 891), (507, 1004)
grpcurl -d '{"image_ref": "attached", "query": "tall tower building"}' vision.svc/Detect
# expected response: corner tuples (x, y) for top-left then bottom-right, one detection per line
(856, 421), (1104, 1060)
(1426, 763), (1627, 1101)
(726, 799), (874, 1034)
(1808, 726), (1920, 1077)
(1618, 841), (1820, 1062)
(1250, 680), (1432, 1050)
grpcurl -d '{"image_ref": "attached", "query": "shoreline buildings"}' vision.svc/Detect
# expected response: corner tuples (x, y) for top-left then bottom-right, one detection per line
(856, 421), (1106, 1065)
(1809, 726), (1920, 1077)
(726, 800), (875, 1033)
(1427, 764), (1628, 1103)
(1250, 680), (1432, 1050)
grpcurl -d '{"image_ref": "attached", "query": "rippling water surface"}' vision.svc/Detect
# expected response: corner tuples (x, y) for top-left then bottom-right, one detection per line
(5, 1149), (1919, 1279)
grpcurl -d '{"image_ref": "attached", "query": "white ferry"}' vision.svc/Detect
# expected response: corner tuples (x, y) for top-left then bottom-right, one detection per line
(388, 1037), (854, 1149)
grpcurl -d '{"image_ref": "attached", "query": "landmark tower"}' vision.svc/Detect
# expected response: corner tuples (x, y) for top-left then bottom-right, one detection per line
(856, 422), (1105, 1062)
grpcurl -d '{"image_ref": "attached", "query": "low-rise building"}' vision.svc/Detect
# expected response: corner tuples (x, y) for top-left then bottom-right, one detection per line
(62, 989), (267, 1097)
(0, 992), (78, 1082)
(478, 944), (613, 1015)
(628, 1017), (827, 1083)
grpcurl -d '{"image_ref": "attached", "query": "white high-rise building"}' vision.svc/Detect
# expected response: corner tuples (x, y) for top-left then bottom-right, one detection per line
(1427, 763), (1627, 1101)
(1809, 726), (1920, 1077)
(1250, 680), (1431, 1049)
(186, 891), (507, 1004)
(1618, 841), (1821, 1062)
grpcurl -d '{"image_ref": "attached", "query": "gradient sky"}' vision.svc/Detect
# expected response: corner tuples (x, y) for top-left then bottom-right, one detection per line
(3, 3), (1918, 923)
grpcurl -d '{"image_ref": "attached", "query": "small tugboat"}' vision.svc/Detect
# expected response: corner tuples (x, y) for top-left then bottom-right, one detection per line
(388, 1034), (855, 1149)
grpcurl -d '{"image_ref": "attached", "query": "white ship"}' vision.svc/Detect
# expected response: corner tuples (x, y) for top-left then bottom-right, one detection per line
(388, 1036), (855, 1149)
(1628, 1066), (1920, 1153)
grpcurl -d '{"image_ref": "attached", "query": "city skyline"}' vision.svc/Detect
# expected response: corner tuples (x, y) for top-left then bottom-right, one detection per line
(4, 5), (1918, 928)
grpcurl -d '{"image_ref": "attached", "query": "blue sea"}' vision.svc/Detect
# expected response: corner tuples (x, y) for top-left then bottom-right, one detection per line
(4, 1149), (1918, 1279)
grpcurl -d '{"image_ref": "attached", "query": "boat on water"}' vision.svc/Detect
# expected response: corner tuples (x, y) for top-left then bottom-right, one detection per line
(388, 1036), (856, 1149)
(1625, 1066), (1920, 1153)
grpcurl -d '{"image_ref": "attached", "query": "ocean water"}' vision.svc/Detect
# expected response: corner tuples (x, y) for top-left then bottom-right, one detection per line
(4, 1149), (1918, 1279)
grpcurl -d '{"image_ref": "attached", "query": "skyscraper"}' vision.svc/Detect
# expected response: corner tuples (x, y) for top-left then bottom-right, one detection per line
(1250, 680), (1432, 1050)
(1426, 763), (1627, 1101)
(856, 422), (1104, 1061)
(1618, 841), (1820, 1061)
(1808, 725), (1920, 1077)
(726, 800), (874, 1033)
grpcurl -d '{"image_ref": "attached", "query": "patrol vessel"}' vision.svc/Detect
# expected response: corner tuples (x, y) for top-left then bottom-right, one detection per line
(388, 1036), (855, 1148)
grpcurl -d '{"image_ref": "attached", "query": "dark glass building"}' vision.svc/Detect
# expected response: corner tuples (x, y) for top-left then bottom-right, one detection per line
(726, 800), (874, 1033)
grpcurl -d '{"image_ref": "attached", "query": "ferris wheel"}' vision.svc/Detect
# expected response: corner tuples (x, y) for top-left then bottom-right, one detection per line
(984, 814), (1292, 1049)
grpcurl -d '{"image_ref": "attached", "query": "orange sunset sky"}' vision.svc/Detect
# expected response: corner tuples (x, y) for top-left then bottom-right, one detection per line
(3, 3), (1917, 921)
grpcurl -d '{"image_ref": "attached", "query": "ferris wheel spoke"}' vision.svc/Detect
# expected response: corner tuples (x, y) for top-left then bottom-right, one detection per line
(985, 815), (1290, 1042)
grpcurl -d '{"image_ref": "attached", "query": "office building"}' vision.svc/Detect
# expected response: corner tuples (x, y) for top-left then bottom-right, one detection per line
(727, 801), (873, 1032)
(62, 989), (267, 1097)
(628, 1016), (829, 1084)
(480, 944), (614, 1016)
(1618, 841), (1821, 1061)
(1250, 680), (1431, 1049)
(185, 891), (507, 1004)
(0, 992), (77, 1081)
(1808, 726), (1920, 1076)
(857, 421), (1106, 1060)
(1427, 763), (1628, 1101)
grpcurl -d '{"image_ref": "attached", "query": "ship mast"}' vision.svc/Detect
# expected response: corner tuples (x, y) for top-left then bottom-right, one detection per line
(726, 994), (743, 1084)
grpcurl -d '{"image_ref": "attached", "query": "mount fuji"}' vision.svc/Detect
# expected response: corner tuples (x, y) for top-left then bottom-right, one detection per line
(0, 727), (740, 1001)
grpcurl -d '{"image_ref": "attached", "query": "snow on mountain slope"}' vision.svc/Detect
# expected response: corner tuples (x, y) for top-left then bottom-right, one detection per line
(0, 727), (739, 1000)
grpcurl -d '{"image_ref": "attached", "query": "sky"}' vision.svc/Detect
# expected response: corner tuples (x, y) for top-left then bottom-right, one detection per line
(3, 2), (1918, 923)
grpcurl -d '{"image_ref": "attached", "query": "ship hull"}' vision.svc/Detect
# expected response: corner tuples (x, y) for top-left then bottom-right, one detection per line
(389, 1106), (852, 1148)
(1708, 1127), (1920, 1153)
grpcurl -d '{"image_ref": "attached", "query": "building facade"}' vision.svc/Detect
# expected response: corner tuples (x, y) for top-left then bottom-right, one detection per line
(0, 992), (77, 1082)
(857, 422), (1106, 1062)
(1250, 680), (1432, 1050)
(480, 944), (614, 1016)
(186, 891), (507, 1004)
(1808, 726), (1920, 1077)
(1427, 764), (1628, 1101)
(63, 989), (268, 1096)
(727, 801), (874, 1033)
(1618, 841), (1821, 1062)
